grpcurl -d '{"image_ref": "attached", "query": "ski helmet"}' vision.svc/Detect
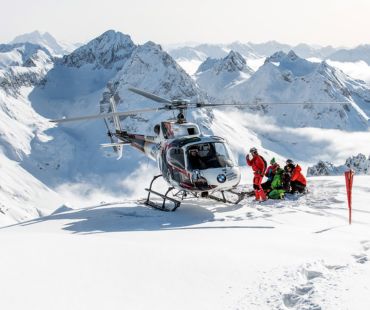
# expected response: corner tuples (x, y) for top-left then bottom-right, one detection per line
(250, 147), (257, 154)
(286, 159), (294, 165)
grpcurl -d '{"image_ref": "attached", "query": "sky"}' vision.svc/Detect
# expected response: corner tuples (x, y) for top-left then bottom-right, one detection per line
(1, 0), (370, 47)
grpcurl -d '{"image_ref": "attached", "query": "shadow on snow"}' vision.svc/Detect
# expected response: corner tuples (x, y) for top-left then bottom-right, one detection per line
(12, 200), (274, 234)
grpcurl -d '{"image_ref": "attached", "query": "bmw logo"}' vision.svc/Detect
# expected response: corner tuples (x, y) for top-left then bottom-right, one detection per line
(217, 174), (227, 183)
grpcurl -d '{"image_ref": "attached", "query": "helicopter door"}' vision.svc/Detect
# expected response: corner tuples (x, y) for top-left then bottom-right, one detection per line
(166, 147), (187, 183)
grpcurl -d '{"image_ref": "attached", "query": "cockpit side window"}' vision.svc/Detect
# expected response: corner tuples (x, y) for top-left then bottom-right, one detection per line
(167, 147), (185, 169)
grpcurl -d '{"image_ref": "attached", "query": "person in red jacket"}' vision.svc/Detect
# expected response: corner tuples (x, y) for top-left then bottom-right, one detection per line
(285, 162), (307, 193)
(246, 147), (267, 201)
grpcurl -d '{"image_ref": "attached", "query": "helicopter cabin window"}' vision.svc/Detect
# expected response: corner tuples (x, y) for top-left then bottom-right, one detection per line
(167, 147), (185, 169)
(187, 142), (235, 170)
(187, 127), (196, 135)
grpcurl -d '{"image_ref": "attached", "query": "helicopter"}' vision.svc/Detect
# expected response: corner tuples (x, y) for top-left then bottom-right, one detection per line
(52, 87), (346, 211)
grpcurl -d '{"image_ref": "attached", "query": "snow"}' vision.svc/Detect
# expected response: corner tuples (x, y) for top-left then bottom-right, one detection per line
(1, 30), (370, 309)
(177, 59), (203, 75)
(195, 51), (254, 98)
(10, 30), (78, 56)
(308, 154), (370, 176)
(0, 152), (62, 226)
(196, 51), (370, 130)
(169, 42), (341, 80)
(62, 30), (136, 70)
(327, 60), (370, 86)
(1, 176), (370, 309)
(0, 43), (52, 69)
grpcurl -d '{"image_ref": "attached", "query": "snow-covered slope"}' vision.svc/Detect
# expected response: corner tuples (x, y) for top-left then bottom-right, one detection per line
(0, 41), (63, 224)
(168, 42), (262, 75)
(20, 31), (205, 193)
(326, 60), (370, 87)
(62, 30), (136, 70)
(1, 176), (370, 309)
(0, 152), (62, 226)
(0, 30), (208, 225)
(195, 51), (254, 99)
(168, 41), (342, 76)
(10, 30), (78, 56)
(0, 42), (52, 69)
(197, 50), (370, 130)
(0, 43), (53, 160)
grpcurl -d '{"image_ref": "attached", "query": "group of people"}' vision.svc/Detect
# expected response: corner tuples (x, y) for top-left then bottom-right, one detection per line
(246, 147), (307, 201)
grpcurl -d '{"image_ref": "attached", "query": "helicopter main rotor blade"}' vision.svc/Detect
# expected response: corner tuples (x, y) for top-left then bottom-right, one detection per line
(189, 101), (348, 108)
(50, 107), (165, 123)
(128, 87), (172, 104)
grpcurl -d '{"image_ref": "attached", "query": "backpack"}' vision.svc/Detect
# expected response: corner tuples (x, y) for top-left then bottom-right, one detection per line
(259, 155), (267, 173)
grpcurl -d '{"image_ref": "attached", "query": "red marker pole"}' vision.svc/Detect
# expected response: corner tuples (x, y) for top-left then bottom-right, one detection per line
(344, 170), (354, 224)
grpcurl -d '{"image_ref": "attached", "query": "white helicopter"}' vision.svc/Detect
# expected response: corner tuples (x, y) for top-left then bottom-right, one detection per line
(52, 88), (345, 211)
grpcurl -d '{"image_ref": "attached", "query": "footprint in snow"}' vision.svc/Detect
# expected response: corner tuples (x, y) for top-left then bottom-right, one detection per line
(301, 268), (324, 281)
(351, 240), (370, 264)
(282, 290), (321, 310)
(361, 240), (370, 252)
(281, 266), (324, 309)
(324, 264), (347, 270)
(352, 253), (368, 264)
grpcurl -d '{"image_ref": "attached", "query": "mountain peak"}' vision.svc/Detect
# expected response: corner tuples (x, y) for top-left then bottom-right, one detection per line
(287, 50), (298, 60)
(196, 50), (254, 76)
(62, 30), (136, 69)
(10, 30), (68, 56)
(264, 50), (317, 77)
(266, 50), (299, 63)
(141, 41), (162, 51)
(215, 50), (253, 74)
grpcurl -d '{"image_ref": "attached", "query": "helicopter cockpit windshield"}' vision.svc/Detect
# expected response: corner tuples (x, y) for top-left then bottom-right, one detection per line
(186, 142), (235, 171)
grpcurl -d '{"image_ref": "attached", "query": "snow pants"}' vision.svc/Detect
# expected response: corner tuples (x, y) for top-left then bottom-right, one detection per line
(253, 174), (267, 201)
(261, 180), (272, 191)
(291, 180), (306, 193)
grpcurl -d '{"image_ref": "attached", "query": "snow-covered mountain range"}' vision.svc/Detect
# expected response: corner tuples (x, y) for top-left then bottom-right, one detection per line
(167, 41), (370, 81)
(196, 50), (370, 130)
(327, 44), (370, 65)
(1, 29), (370, 225)
(307, 153), (370, 176)
(167, 41), (342, 74)
(10, 30), (80, 56)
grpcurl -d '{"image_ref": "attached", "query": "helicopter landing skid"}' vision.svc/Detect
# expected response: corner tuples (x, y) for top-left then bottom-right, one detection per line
(209, 189), (247, 204)
(144, 175), (181, 212)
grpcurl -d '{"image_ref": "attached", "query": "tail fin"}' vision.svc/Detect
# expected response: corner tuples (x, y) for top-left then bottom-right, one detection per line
(101, 142), (124, 160)
(109, 96), (122, 133)
(102, 95), (124, 159)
